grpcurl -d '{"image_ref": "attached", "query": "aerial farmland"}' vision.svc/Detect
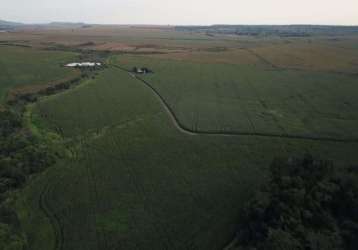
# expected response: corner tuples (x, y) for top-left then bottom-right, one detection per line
(1, 18), (358, 250)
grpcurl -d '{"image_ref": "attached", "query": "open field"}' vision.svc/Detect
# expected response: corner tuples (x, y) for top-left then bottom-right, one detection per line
(0, 26), (357, 250)
(0, 26), (235, 50)
(17, 66), (358, 250)
(251, 42), (358, 73)
(112, 55), (358, 140)
(0, 45), (79, 103)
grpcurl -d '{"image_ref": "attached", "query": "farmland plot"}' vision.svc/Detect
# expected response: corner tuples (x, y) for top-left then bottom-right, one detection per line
(17, 66), (358, 250)
(251, 42), (358, 73)
(0, 45), (79, 102)
(112, 55), (358, 140)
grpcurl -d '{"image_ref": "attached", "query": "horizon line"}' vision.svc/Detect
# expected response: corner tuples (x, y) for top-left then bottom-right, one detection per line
(2, 19), (358, 27)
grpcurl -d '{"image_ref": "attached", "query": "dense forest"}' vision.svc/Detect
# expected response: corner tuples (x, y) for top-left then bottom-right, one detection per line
(234, 155), (358, 250)
(0, 109), (56, 249)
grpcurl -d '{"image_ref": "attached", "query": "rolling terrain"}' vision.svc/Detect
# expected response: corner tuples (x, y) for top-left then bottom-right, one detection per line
(0, 26), (358, 250)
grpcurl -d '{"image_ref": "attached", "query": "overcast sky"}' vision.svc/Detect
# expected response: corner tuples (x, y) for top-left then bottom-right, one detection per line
(1, 0), (358, 25)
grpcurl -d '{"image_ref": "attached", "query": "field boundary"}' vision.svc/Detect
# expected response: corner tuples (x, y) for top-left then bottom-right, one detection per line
(111, 64), (358, 143)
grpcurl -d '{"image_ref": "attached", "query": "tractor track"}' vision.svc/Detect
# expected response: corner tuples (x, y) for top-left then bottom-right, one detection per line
(110, 64), (358, 143)
(38, 177), (65, 250)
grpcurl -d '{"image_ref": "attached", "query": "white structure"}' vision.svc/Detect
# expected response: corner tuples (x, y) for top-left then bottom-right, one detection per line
(65, 62), (102, 67)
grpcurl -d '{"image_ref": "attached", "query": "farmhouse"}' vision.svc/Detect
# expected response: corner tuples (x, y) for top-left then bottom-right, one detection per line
(65, 62), (102, 67)
(132, 67), (152, 74)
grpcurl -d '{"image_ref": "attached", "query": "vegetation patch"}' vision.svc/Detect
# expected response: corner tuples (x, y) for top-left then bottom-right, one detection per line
(0, 45), (79, 103)
(233, 155), (358, 250)
(0, 46), (108, 250)
(0, 109), (56, 250)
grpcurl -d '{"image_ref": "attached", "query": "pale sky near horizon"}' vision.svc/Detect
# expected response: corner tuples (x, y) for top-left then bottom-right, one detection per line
(1, 0), (358, 25)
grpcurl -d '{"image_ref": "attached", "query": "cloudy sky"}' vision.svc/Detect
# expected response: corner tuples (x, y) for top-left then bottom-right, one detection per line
(1, 0), (358, 25)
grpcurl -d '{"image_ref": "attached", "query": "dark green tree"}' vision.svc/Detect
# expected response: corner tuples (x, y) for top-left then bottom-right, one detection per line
(235, 155), (358, 250)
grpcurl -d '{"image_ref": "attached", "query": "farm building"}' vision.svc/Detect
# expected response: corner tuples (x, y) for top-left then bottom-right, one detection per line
(132, 67), (153, 74)
(65, 62), (102, 67)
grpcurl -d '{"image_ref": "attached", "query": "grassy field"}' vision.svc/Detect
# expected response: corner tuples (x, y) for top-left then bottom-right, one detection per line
(111, 55), (358, 140)
(15, 64), (358, 250)
(0, 45), (79, 102)
(0, 26), (239, 49)
(251, 42), (358, 73)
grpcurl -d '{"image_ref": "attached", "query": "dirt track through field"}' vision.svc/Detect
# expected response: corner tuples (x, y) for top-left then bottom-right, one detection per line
(110, 64), (358, 143)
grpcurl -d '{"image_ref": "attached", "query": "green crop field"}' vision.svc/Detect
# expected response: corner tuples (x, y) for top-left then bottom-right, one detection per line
(0, 45), (79, 102)
(111, 55), (358, 140)
(15, 61), (358, 250)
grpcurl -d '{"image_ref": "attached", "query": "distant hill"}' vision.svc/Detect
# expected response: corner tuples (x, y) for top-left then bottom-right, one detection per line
(47, 22), (92, 29)
(176, 25), (358, 37)
(0, 20), (92, 30)
(0, 19), (23, 26)
(0, 19), (24, 30)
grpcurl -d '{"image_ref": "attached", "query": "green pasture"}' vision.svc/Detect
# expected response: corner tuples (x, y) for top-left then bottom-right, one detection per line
(0, 45), (79, 102)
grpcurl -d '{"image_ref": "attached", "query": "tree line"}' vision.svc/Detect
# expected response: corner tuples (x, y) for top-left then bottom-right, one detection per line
(0, 109), (57, 249)
(234, 154), (358, 250)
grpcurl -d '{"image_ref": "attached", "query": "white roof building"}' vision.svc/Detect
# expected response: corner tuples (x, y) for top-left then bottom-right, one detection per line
(65, 62), (102, 67)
